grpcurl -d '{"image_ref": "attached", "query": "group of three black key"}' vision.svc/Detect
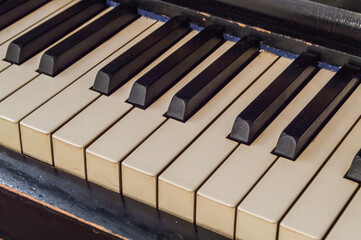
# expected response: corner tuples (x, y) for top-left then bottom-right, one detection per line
(1, 1), (360, 163)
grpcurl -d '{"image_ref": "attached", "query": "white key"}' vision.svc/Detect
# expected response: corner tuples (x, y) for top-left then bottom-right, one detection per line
(85, 32), (227, 192)
(0, 0), (77, 72)
(195, 69), (333, 238)
(236, 85), (361, 240)
(121, 47), (279, 208)
(20, 18), (157, 165)
(327, 173), (361, 240)
(0, 7), (113, 102)
(0, 54), (10, 73)
(157, 52), (280, 223)
(280, 119), (361, 240)
(52, 24), (195, 179)
(0, 9), (142, 152)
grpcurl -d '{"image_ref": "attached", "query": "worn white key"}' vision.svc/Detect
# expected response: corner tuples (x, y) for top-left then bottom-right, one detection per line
(20, 18), (157, 165)
(121, 46), (279, 208)
(85, 31), (227, 192)
(327, 177), (361, 240)
(157, 52), (280, 223)
(195, 69), (333, 238)
(0, 9), (141, 152)
(0, 0), (76, 73)
(52, 24), (195, 179)
(0, 7), (113, 102)
(280, 119), (361, 240)
(236, 85), (361, 240)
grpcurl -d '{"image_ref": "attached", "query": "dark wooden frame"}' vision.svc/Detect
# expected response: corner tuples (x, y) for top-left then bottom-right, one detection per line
(0, 146), (227, 240)
(111, 0), (361, 68)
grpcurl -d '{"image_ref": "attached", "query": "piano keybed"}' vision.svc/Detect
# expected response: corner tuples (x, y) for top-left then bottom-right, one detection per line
(0, 0), (360, 239)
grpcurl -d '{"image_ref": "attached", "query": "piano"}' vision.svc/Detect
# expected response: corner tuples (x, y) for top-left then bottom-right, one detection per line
(0, 0), (360, 239)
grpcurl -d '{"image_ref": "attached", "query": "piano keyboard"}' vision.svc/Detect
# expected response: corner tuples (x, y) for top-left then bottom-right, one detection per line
(0, 1), (360, 240)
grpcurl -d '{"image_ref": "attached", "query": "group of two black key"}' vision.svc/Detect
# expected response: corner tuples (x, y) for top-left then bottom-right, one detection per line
(2, 1), (360, 163)
(229, 54), (360, 160)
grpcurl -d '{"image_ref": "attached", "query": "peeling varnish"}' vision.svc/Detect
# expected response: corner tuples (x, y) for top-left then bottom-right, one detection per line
(235, 22), (247, 28)
(253, 26), (271, 34)
(228, 19), (317, 47)
(227, 19), (271, 34)
(199, 11), (211, 17)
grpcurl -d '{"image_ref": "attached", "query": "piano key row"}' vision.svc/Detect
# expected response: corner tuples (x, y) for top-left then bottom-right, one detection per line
(0, 2), (360, 240)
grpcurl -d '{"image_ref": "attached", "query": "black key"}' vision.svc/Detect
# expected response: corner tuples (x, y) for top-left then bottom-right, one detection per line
(166, 37), (259, 122)
(38, 4), (139, 77)
(0, 0), (50, 31)
(345, 149), (361, 184)
(92, 16), (190, 95)
(274, 64), (361, 160)
(127, 26), (224, 109)
(229, 52), (319, 144)
(0, 0), (26, 15)
(5, 0), (106, 65)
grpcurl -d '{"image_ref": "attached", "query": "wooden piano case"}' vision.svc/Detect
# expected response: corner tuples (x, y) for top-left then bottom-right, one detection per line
(1, 0), (361, 239)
